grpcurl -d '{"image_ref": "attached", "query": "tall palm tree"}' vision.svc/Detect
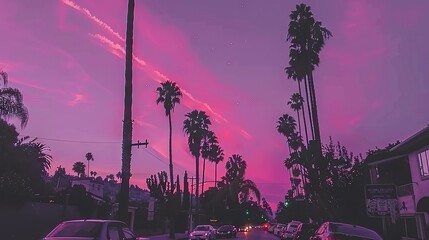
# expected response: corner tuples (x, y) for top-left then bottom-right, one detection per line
(201, 130), (217, 195)
(118, 0), (135, 222)
(183, 110), (211, 223)
(210, 144), (224, 187)
(156, 80), (182, 194)
(287, 3), (332, 156)
(85, 152), (94, 177)
(0, 70), (29, 128)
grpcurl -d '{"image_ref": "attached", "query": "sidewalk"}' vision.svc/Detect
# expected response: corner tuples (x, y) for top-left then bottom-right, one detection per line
(139, 233), (188, 240)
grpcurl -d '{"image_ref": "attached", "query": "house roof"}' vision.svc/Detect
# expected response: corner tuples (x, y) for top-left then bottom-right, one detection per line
(366, 124), (429, 165)
(390, 125), (429, 154)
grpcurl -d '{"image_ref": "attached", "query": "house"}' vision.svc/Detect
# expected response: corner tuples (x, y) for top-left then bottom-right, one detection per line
(367, 125), (429, 239)
(71, 178), (104, 200)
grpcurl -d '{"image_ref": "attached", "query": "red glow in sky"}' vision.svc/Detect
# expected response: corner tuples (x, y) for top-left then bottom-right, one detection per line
(1, 0), (428, 208)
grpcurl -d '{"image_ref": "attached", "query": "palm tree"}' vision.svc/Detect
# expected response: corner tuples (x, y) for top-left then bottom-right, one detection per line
(288, 93), (306, 143)
(72, 161), (86, 178)
(201, 130), (217, 195)
(183, 109), (211, 223)
(210, 144), (224, 187)
(276, 114), (296, 145)
(118, 0), (135, 222)
(287, 3), (332, 156)
(85, 152), (94, 177)
(219, 154), (261, 207)
(0, 70), (29, 128)
(156, 80), (182, 194)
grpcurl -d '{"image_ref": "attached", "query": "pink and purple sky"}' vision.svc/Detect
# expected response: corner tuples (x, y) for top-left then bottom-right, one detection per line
(1, 0), (428, 208)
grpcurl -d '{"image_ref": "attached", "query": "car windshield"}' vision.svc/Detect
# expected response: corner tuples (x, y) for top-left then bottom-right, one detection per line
(47, 222), (102, 237)
(195, 226), (209, 231)
(219, 225), (233, 231)
(329, 223), (381, 239)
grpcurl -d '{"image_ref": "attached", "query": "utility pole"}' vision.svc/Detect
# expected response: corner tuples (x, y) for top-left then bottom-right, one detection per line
(131, 139), (149, 148)
(189, 176), (197, 232)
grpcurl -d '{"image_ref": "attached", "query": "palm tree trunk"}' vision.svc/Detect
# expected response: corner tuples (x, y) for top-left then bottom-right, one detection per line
(202, 157), (206, 197)
(215, 163), (218, 188)
(87, 160), (90, 177)
(308, 72), (322, 156)
(118, 0), (134, 223)
(195, 155), (200, 225)
(298, 81), (309, 145)
(303, 75), (314, 140)
(168, 113), (174, 194)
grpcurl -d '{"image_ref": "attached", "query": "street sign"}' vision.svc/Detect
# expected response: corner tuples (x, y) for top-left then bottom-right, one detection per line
(365, 184), (398, 218)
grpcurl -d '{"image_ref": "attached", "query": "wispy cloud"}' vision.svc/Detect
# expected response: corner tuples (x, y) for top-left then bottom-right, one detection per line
(62, 0), (125, 42)
(68, 93), (87, 106)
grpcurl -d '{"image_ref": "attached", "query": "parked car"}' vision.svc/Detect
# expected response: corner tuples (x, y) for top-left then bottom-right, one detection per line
(268, 224), (276, 233)
(281, 221), (301, 240)
(216, 224), (237, 238)
(189, 225), (216, 240)
(273, 223), (286, 236)
(310, 222), (383, 240)
(293, 223), (318, 240)
(43, 219), (143, 240)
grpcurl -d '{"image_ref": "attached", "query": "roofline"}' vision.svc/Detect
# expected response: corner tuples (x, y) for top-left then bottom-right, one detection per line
(367, 154), (408, 166)
(391, 125), (429, 151)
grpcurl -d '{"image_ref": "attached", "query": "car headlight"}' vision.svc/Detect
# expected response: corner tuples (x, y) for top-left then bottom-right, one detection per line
(204, 232), (208, 236)
(190, 233), (194, 236)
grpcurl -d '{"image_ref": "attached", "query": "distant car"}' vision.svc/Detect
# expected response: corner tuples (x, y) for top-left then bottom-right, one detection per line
(43, 219), (143, 240)
(238, 226), (249, 232)
(216, 224), (237, 238)
(310, 222), (383, 240)
(293, 223), (317, 240)
(189, 225), (216, 240)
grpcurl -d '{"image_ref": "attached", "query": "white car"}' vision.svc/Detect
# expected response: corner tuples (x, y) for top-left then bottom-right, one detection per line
(273, 223), (286, 236)
(280, 220), (302, 240)
(43, 219), (145, 240)
(189, 225), (216, 240)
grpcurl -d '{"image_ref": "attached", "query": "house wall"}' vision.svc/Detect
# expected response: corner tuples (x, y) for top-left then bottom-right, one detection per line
(409, 145), (429, 202)
(409, 145), (429, 227)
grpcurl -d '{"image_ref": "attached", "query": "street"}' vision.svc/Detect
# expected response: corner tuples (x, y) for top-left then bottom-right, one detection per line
(142, 229), (279, 240)
(234, 229), (279, 240)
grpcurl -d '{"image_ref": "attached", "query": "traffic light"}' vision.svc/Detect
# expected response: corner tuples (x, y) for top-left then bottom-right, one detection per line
(284, 200), (290, 207)
(245, 210), (249, 215)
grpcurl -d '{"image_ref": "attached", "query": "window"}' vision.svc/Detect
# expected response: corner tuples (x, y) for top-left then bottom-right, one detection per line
(122, 227), (135, 240)
(417, 149), (429, 177)
(108, 225), (120, 240)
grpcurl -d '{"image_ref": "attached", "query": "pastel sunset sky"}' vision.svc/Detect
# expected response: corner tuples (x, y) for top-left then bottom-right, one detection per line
(1, 0), (428, 208)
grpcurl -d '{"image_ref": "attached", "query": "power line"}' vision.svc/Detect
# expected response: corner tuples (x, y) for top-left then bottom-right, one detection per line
(24, 136), (121, 144)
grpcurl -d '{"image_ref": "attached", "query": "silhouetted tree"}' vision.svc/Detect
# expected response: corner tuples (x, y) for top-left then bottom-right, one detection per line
(85, 152), (94, 177)
(0, 69), (29, 128)
(156, 80), (182, 194)
(72, 161), (85, 178)
(183, 110), (211, 223)
(201, 130), (217, 195)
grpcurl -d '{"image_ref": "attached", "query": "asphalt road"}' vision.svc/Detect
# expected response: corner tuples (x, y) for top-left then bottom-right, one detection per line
(142, 229), (280, 240)
(227, 229), (279, 240)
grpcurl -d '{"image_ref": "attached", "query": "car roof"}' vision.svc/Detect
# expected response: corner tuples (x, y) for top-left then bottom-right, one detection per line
(62, 219), (126, 224)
